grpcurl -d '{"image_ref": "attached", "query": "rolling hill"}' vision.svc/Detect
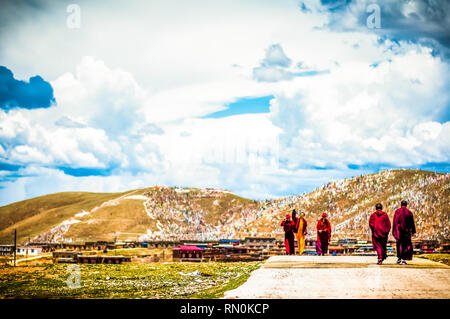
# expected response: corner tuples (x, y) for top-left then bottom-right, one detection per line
(0, 169), (448, 244)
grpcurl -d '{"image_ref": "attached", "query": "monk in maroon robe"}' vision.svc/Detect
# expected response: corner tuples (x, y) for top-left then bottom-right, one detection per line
(316, 213), (331, 255)
(369, 203), (391, 264)
(281, 214), (295, 255)
(291, 209), (298, 232)
(393, 200), (416, 264)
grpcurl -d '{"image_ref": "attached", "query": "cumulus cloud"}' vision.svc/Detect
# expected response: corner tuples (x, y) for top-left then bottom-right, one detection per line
(0, 166), (131, 206)
(304, 0), (450, 57)
(0, 56), (173, 189)
(52, 56), (148, 137)
(253, 44), (294, 82)
(54, 116), (87, 128)
(138, 123), (164, 135)
(0, 109), (124, 169)
(269, 48), (450, 169)
(253, 44), (330, 82)
(262, 44), (293, 68)
(253, 66), (294, 83)
(0, 65), (55, 110)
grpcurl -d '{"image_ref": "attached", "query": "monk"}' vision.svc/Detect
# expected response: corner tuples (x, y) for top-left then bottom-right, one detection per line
(291, 209), (299, 249)
(281, 214), (295, 255)
(369, 203), (391, 264)
(316, 213), (331, 256)
(294, 211), (307, 255)
(393, 200), (416, 265)
(291, 209), (298, 229)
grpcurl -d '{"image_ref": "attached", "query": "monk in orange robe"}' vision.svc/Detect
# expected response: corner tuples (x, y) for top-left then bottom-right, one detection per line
(294, 211), (307, 254)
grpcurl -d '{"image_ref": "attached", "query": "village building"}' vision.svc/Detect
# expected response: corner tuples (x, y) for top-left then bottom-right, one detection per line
(0, 245), (14, 256)
(16, 246), (42, 256)
(52, 251), (82, 263)
(172, 245), (204, 262)
(52, 251), (131, 264)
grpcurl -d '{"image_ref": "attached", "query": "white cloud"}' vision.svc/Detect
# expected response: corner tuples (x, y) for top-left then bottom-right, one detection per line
(269, 48), (450, 169)
(0, 166), (128, 206)
(9, 145), (52, 164)
(253, 66), (294, 83)
(51, 56), (149, 137)
(54, 115), (87, 128)
(252, 44), (297, 82)
(262, 44), (292, 67)
(154, 114), (281, 168)
(0, 108), (124, 169)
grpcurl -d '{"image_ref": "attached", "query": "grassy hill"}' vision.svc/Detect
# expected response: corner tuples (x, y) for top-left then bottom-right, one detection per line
(0, 191), (130, 244)
(0, 169), (448, 244)
(0, 186), (260, 244)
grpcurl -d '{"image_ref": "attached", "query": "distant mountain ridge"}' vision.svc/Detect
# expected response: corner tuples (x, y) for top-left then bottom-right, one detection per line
(0, 169), (448, 244)
(249, 169), (449, 242)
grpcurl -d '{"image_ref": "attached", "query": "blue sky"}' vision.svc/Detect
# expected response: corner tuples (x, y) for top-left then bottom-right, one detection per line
(0, 66), (55, 110)
(201, 95), (274, 119)
(0, 0), (449, 205)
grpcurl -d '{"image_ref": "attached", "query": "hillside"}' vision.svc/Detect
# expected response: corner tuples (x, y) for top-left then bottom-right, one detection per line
(247, 169), (449, 241)
(0, 186), (259, 244)
(0, 169), (448, 244)
(0, 191), (132, 244)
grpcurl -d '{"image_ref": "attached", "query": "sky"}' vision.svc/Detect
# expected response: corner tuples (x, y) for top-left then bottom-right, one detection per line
(0, 0), (449, 206)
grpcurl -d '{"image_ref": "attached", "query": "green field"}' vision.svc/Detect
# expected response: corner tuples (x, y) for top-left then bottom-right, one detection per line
(416, 254), (450, 266)
(0, 262), (261, 299)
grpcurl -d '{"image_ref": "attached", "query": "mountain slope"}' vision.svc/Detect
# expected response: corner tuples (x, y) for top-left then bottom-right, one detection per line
(247, 169), (449, 241)
(0, 191), (130, 244)
(0, 186), (260, 244)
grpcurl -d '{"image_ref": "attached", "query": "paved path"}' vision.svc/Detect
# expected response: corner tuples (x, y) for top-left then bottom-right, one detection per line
(223, 256), (450, 299)
(11, 254), (52, 264)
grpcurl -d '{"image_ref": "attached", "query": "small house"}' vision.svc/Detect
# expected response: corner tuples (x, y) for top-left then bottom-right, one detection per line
(16, 246), (42, 256)
(172, 245), (204, 262)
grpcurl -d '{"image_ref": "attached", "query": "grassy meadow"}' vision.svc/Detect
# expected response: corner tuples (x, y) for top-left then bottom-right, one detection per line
(417, 253), (450, 266)
(0, 261), (261, 299)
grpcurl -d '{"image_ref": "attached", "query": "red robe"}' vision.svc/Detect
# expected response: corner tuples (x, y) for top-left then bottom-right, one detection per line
(316, 218), (331, 255)
(369, 210), (391, 260)
(292, 215), (298, 233)
(316, 218), (331, 242)
(392, 207), (416, 260)
(281, 219), (296, 255)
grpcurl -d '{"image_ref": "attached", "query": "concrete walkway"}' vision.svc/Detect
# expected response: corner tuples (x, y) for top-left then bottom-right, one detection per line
(11, 254), (52, 264)
(223, 256), (450, 299)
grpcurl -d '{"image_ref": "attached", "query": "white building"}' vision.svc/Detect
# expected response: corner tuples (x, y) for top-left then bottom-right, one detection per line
(16, 246), (43, 256)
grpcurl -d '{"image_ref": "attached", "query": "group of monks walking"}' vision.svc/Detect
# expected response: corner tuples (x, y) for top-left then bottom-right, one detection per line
(369, 200), (416, 264)
(280, 210), (308, 255)
(280, 200), (416, 264)
(280, 210), (330, 256)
